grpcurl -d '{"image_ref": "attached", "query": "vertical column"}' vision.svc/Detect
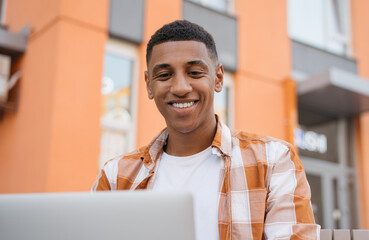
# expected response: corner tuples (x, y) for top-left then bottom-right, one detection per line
(0, 0), (110, 193)
(351, 0), (369, 228)
(46, 0), (109, 191)
(337, 118), (350, 228)
(0, 0), (63, 193)
(233, 0), (291, 140)
(283, 78), (298, 144)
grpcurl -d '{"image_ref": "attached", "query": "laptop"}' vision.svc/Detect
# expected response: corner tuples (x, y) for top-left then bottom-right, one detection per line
(0, 191), (195, 240)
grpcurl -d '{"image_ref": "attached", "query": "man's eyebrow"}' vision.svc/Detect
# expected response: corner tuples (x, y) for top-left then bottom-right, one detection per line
(187, 60), (209, 70)
(152, 63), (171, 73)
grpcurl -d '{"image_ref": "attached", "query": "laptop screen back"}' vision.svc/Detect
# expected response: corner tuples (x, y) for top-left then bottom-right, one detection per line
(0, 191), (195, 240)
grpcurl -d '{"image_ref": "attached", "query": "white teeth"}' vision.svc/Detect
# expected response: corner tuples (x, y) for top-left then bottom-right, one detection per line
(172, 101), (195, 108)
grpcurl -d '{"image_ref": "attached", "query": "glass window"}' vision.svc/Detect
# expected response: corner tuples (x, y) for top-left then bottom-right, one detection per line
(99, 40), (138, 167)
(306, 174), (324, 226)
(188, 0), (233, 14)
(326, 0), (350, 54)
(214, 86), (228, 123)
(288, 0), (351, 56)
(102, 53), (133, 116)
(214, 72), (234, 127)
(0, 0), (6, 25)
(348, 173), (359, 228)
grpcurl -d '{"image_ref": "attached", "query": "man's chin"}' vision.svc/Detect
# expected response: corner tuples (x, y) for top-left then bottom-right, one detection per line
(167, 122), (198, 134)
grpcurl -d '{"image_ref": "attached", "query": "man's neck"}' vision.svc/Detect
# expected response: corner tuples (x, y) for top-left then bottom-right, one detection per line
(164, 116), (217, 157)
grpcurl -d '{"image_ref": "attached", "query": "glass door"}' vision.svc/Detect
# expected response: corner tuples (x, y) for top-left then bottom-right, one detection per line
(296, 118), (359, 229)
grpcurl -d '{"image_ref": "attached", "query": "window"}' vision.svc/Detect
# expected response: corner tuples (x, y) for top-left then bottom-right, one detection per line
(288, 0), (351, 56)
(99, 40), (138, 167)
(188, 0), (234, 14)
(0, 0), (6, 25)
(214, 72), (234, 127)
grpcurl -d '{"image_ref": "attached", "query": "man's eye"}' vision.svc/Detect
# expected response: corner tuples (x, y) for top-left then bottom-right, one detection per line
(159, 74), (170, 78)
(155, 73), (171, 80)
(189, 71), (203, 76)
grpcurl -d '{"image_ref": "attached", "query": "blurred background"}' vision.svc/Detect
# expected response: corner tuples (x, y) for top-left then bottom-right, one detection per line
(0, 0), (369, 230)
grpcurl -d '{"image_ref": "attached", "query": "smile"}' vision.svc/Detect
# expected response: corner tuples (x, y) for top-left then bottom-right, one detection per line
(171, 101), (195, 109)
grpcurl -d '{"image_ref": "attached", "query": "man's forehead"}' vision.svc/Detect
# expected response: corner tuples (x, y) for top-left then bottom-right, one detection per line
(148, 40), (214, 67)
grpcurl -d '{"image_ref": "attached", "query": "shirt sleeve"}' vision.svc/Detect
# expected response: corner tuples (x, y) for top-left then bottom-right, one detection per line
(263, 142), (321, 239)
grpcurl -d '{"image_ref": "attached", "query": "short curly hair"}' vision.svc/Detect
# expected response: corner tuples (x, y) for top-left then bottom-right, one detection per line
(146, 20), (218, 64)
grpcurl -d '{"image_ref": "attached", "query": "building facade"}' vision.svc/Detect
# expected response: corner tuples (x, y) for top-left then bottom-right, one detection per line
(0, 0), (369, 229)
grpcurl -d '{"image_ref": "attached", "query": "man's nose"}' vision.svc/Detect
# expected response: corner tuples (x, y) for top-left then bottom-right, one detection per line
(170, 73), (192, 96)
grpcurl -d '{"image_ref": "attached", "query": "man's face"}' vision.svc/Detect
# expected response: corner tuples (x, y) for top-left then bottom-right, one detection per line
(145, 40), (224, 134)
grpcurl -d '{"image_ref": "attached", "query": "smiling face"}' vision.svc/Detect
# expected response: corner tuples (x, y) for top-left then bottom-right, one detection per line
(145, 40), (224, 135)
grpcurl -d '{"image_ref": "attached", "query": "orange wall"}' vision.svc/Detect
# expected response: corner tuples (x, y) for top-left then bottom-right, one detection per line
(0, 0), (109, 193)
(233, 0), (291, 140)
(351, 0), (369, 228)
(0, 25), (56, 193)
(46, 18), (107, 192)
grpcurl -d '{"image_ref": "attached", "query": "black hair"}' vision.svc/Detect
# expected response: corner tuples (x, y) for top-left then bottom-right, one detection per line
(146, 20), (218, 64)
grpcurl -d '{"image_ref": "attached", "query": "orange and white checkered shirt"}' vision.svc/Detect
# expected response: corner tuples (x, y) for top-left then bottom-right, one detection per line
(92, 119), (320, 240)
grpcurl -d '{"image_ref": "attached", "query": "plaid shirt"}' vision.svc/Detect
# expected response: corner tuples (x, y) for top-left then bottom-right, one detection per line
(92, 119), (320, 239)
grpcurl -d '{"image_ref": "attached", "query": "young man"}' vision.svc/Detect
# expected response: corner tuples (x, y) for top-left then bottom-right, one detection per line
(93, 20), (320, 240)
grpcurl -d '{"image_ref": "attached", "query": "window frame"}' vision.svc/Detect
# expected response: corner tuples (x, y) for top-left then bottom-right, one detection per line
(99, 39), (139, 167)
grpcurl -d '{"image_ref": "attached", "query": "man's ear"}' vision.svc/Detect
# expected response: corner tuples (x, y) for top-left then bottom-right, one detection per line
(214, 64), (224, 93)
(145, 71), (154, 99)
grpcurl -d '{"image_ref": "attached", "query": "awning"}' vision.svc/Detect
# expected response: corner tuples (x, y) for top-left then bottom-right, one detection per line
(298, 68), (369, 118)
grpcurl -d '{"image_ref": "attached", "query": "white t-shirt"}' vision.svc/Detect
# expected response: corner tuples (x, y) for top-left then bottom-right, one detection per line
(152, 146), (221, 240)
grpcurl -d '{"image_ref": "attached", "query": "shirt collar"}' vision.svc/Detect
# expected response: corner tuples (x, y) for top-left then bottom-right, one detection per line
(140, 115), (233, 170)
(140, 128), (168, 170)
(211, 115), (233, 157)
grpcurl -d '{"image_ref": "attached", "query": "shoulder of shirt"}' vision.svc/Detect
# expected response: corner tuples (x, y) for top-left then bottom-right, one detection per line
(104, 145), (148, 167)
(102, 145), (149, 180)
(228, 128), (298, 166)
(230, 128), (294, 154)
